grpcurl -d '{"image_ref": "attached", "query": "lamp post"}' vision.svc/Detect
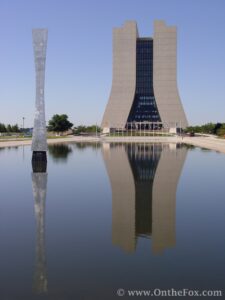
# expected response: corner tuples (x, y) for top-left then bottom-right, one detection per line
(23, 117), (25, 131)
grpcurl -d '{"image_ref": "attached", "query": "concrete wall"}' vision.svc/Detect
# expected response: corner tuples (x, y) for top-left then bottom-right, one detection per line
(101, 22), (138, 131)
(153, 21), (188, 128)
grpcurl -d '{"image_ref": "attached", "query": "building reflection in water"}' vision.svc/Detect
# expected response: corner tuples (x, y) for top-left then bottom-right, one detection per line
(31, 160), (48, 293)
(102, 143), (187, 254)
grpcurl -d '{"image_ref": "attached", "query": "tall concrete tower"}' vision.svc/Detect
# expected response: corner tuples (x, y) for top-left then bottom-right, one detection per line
(101, 21), (188, 133)
(32, 29), (48, 163)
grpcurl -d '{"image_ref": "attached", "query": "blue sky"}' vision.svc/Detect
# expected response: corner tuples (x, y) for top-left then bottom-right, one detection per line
(0, 0), (224, 127)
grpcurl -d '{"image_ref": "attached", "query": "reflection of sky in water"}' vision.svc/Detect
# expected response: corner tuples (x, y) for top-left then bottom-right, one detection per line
(0, 143), (224, 299)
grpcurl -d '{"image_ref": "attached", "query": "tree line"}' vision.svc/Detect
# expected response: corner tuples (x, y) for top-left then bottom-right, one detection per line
(2, 116), (224, 138)
(0, 123), (20, 133)
(73, 125), (101, 134)
(185, 123), (225, 137)
(47, 114), (101, 134)
(0, 114), (100, 135)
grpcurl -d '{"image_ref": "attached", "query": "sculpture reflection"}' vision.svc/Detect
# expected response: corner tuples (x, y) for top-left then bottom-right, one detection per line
(102, 143), (187, 254)
(32, 160), (48, 293)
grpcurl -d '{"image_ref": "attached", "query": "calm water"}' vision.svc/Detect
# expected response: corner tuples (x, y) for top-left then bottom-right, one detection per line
(0, 143), (224, 299)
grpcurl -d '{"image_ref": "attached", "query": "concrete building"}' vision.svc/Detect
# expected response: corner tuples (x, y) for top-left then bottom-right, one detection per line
(101, 21), (188, 133)
(102, 143), (187, 254)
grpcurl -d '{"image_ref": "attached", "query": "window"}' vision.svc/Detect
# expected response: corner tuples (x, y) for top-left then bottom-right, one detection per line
(127, 39), (161, 123)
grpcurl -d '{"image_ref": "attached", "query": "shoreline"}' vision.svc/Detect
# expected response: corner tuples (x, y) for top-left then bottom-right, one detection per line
(0, 135), (225, 154)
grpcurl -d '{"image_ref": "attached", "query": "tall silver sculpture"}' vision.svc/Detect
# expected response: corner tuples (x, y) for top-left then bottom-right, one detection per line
(32, 29), (48, 163)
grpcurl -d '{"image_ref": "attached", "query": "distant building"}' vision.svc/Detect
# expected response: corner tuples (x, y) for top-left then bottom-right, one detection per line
(101, 21), (188, 133)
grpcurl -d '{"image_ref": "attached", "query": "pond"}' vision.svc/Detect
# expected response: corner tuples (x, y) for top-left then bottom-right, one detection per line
(0, 142), (224, 299)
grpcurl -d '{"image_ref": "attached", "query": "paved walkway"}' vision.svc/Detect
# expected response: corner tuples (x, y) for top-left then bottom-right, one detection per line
(0, 136), (99, 148)
(181, 136), (225, 154)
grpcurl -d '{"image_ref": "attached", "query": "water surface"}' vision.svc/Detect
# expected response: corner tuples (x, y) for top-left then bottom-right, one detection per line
(0, 143), (224, 299)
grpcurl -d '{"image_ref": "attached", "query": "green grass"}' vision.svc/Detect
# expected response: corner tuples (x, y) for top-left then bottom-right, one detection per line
(0, 138), (31, 142)
(47, 135), (72, 139)
(0, 135), (25, 139)
(0, 134), (31, 139)
(0, 135), (72, 142)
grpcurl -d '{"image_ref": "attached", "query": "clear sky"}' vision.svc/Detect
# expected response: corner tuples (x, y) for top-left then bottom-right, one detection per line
(0, 0), (224, 127)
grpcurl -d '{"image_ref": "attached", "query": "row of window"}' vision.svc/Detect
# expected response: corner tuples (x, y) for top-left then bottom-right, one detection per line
(137, 45), (153, 49)
(137, 61), (153, 65)
(136, 70), (153, 73)
(139, 96), (155, 100)
(136, 89), (153, 93)
(137, 69), (152, 73)
(137, 102), (157, 106)
(136, 79), (153, 83)
(127, 40), (160, 123)
(134, 114), (159, 119)
(137, 81), (153, 86)
(137, 71), (152, 74)
(136, 82), (153, 86)
(137, 74), (153, 77)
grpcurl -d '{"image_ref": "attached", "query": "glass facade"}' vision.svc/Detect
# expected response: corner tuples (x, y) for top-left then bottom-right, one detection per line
(127, 38), (161, 125)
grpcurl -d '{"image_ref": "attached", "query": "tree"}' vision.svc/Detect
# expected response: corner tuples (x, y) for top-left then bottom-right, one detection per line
(201, 123), (215, 134)
(6, 124), (12, 132)
(74, 125), (101, 135)
(216, 124), (225, 137)
(0, 123), (6, 132)
(185, 122), (225, 137)
(11, 124), (20, 132)
(48, 114), (73, 132)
